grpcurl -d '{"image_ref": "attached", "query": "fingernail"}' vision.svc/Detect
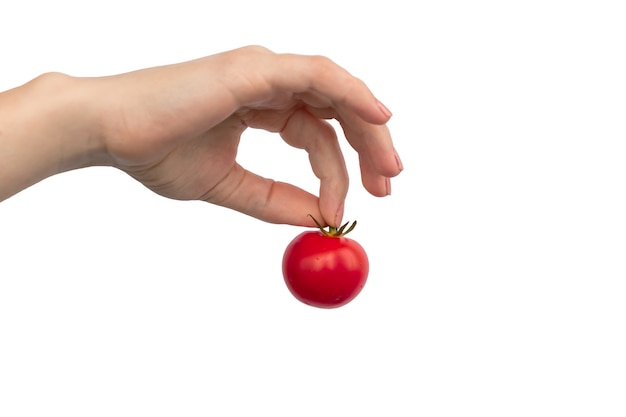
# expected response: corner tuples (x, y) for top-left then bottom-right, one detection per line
(335, 203), (345, 228)
(385, 178), (392, 196)
(377, 100), (393, 119)
(394, 149), (404, 172)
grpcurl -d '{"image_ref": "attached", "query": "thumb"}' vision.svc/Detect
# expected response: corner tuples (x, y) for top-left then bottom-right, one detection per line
(205, 164), (325, 227)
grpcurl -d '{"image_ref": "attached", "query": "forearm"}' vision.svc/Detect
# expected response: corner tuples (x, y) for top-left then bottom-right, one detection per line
(0, 73), (109, 201)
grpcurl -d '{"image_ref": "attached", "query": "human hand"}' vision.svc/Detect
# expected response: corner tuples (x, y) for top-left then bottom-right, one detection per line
(95, 46), (403, 227)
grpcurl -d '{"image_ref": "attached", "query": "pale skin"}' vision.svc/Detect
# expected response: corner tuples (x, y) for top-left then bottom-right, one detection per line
(0, 46), (402, 227)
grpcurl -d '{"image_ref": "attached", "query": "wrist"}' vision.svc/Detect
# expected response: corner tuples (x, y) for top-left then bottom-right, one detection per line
(0, 72), (111, 200)
(35, 72), (111, 170)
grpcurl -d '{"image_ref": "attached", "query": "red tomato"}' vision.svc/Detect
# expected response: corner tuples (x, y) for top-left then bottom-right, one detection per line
(282, 219), (369, 309)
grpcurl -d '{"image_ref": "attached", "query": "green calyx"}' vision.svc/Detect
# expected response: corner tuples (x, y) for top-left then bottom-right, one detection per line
(308, 214), (357, 238)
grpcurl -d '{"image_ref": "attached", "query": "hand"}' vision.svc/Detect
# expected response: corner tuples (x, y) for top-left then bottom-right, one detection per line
(89, 46), (402, 226)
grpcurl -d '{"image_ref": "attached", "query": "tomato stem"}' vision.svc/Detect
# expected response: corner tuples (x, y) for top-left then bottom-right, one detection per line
(308, 214), (357, 237)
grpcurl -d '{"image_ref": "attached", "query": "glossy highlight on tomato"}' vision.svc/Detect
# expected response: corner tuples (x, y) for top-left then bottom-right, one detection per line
(282, 218), (369, 309)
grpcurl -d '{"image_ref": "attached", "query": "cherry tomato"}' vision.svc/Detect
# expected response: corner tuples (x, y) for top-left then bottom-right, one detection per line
(282, 217), (369, 309)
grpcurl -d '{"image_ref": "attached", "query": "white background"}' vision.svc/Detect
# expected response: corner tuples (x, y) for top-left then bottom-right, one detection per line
(1, 1), (625, 416)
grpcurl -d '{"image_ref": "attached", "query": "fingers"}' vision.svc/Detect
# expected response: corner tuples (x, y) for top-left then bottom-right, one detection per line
(268, 53), (403, 196)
